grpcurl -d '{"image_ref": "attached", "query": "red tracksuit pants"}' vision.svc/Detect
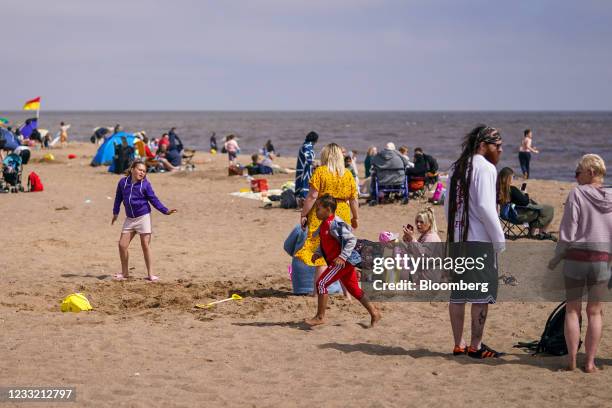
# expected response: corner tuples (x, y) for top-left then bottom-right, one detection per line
(316, 262), (364, 300)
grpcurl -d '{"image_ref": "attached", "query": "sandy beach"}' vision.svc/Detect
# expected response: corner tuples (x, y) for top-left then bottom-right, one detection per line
(1, 142), (610, 407)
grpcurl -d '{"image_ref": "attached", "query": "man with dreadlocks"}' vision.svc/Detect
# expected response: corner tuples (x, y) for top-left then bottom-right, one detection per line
(444, 125), (506, 359)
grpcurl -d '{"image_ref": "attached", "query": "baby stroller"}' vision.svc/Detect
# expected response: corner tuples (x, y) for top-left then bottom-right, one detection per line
(182, 148), (196, 171)
(1, 153), (24, 193)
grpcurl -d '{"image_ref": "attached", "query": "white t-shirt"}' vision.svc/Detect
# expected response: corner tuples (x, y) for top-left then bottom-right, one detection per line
(445, 154), (505, 252)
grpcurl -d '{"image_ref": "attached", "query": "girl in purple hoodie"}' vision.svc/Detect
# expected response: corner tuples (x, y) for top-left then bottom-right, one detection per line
(111, 160), (177, 281)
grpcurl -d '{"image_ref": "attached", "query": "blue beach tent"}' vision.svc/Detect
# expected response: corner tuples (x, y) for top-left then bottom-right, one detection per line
(0, 128), (20, 151)
(91, 132), (136, 166)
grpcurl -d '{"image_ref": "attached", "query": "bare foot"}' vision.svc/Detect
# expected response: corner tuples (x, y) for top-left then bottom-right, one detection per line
(584, 364), (599, 373)
(305, 316), (327, 326)
(369, 311), (382, 328)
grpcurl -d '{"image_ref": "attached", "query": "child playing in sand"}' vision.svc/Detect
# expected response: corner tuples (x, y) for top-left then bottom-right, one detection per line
(305, 194), (381, 327)
(111, 160), (177, 282)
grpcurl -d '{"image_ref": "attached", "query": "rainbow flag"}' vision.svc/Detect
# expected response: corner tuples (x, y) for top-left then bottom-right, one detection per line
(23, 97), (41, 111)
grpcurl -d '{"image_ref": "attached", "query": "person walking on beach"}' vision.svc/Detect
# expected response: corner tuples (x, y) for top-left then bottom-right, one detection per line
(210, 132), (218, 153)
(295, 131), (319, 206)
(263, 139), (276, 156)
(518, 129), (539, 179)
(549, 154), (611, 373)
(296, 143), (359, 298)
(111, 160), (177, 282)
(224, 134), (240, 164)
(305, 194), (381, 327)
(59, 122), (70, 147)
(445, 125), (506, 358)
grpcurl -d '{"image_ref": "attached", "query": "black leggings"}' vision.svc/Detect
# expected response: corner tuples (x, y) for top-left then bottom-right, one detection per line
(518, 152), (531, 176)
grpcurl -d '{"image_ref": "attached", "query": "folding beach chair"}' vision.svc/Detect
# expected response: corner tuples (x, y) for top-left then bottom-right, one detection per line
(499, 203), (531, 240)
(182, 149), (196, 170)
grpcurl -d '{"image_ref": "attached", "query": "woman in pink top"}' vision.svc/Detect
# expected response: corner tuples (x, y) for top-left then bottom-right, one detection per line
(550, 154), (611, 372)
(402, 207), (443, 284)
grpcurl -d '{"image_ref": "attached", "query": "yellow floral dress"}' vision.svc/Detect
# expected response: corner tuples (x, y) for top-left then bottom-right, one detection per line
(294, 166), (358, 267)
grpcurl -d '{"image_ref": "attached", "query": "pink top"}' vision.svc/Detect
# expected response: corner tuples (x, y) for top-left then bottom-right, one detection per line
(418, 231), (442, 243)
(225, 139), (239, 153)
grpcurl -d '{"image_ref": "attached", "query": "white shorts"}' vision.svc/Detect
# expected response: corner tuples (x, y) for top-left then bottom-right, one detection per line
(122, 213), (152, 234)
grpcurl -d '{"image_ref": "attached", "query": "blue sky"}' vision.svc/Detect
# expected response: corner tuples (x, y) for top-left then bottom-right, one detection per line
(3, 0), (611, 110)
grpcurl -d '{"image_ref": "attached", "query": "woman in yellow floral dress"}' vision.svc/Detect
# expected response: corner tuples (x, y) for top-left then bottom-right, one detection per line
(295, 143), (360, 289)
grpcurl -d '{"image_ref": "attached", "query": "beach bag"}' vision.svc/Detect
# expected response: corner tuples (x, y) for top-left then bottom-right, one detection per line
(228, 164), (244, 176)
(280, 189), (297, 209)
(431, 182), (444, 202)
(251, 178), (269, 193)
(409, 178), (425, 191)
(500, 203), (520, 224)
(28, 171), (44, 192)
(514, 301), (582, 356)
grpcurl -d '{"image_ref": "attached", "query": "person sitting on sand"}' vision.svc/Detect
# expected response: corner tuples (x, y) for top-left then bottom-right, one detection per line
(305, 194), (381, 327)
(364, 146), (377, 179)
(111, 160), (177, 282)
(156, 144), (180, 172)
(549, 154), (611, 373)
(401, 207), (444, 285)
(157, 133), (170, 152)
(141, 135), (156, 160)
(398, 145), (414, 168)
(248, 153), (273, 175)
(261, 152), (291, 174)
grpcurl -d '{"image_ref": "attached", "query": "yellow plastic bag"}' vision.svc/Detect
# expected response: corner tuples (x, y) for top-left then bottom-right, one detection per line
(61, 293), (93, 313)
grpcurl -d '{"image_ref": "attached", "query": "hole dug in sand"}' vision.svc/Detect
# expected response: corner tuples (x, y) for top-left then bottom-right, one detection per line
(53, 277), (302, 321)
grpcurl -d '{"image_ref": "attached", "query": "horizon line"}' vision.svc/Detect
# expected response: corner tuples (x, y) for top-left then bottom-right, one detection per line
(2, 109), (612, 113)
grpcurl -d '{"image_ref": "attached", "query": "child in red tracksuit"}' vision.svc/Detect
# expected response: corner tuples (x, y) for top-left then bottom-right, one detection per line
(305, 194), (381, 327)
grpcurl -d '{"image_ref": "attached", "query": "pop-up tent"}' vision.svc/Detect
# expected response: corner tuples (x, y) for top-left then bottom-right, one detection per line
(0, 128), (20, 151)
(91, 131), (136, 166)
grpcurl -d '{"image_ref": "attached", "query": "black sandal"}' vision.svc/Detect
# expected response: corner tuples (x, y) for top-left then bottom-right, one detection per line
(537, 232), (557, 242)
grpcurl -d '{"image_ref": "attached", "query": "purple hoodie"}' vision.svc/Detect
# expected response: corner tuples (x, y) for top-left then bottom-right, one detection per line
(113, 176), (169, 218)
(556, 184), (612, 255)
